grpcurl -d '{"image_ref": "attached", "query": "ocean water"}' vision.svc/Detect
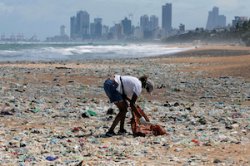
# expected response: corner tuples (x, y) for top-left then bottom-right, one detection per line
(0, 42), (192, 62)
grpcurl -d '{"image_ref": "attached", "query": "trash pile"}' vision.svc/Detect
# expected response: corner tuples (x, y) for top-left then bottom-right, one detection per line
(0, 59), (249, 165)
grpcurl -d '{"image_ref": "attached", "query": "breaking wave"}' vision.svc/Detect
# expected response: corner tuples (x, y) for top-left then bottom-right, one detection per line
(0, 43), (193, 61)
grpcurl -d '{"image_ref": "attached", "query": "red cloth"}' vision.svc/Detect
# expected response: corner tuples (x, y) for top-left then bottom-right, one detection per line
(131, 105), (167, 137)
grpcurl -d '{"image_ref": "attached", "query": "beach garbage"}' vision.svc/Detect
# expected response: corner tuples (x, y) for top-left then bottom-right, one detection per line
(0, 52), (250, 165)
(107, 108), (115, 115)
(87, 109), (97, 116)
(81, 112), (90, 118)
(0, 104), (15, 116)
(30, 107), (40, 113)
(81, 109), (97, 118)
(191, 139), (200, 146)
(0, 110), (14, 116)
(131, 105), (167, 137)
(150, 124), (168, 136)
(45, 156), (58, 161)
(71, 127), (83, 132)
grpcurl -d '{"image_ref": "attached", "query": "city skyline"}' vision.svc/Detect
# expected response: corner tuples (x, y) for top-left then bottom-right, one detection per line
(0, 0), (249, 39)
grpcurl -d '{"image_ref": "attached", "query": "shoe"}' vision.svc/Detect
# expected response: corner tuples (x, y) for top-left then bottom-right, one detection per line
(105, 131), (116, 137)
(117, 129), (127, 135)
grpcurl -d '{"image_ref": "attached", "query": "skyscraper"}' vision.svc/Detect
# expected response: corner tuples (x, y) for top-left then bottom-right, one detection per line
(149, 15), (159, 31)
(206, 7), (226, 30)
(94, 18), (102, 37)
(90, 19), (102, 39)
(121, 17), (132, 36)
(70, 16), (77, 39)
(140, 15), (149, 31)
(162, 3), (172, 34)
(140, 15), (149, 38)
(70, 10), (90, 39)
(140, 15), (159, 39)
(76, 10), (90, 38)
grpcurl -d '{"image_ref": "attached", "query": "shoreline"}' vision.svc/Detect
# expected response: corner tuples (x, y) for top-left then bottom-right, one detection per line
(1, 43), (250, 63)
(1, 44), (250, 80)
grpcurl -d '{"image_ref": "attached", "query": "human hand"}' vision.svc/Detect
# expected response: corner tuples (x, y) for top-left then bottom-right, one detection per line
(130, 100), (135, 107)
(130, 93), (137, 107)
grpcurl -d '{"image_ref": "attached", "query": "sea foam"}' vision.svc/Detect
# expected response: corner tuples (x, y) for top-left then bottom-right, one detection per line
(0, 43), (192, 61)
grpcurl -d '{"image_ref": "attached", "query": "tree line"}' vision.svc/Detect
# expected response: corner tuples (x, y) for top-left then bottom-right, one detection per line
(163, 20), (250, 46)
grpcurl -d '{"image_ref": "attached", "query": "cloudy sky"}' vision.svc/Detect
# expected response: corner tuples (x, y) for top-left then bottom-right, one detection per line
(0, 0), (249, 39)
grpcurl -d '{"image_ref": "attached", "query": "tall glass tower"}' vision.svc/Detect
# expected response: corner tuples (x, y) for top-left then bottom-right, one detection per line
(76, 10), (90, 38)
(70, 10), (90, 39)
(206, 7), (226, 30)
(162, 3), (172, 34)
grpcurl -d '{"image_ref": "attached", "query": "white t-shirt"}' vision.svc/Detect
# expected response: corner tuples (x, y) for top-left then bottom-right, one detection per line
(114, 75), (142, 98)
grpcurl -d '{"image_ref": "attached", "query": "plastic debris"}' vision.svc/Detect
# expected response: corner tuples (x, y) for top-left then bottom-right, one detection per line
(45, 156), (58, 161)
(0, 56), (249, 165)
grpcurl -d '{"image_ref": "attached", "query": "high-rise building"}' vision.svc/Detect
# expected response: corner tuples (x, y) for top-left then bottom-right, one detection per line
(91, 18), (102, 37)
(77, 10), (90, 38)
(70, 10), (90, 39)
(102, 25), (109, 36)
(140, 15), (150, 31)
(149, 15), (159, 31)
(206, 7), (226, 30)
(70, 16), (77, 39)
(110, 23), (123, 39)
(90, 23), (95, 37)
(140, 15), (150, 38)
(140, 15), (159, 31)
(162, 3), (172, 34)
(140, 15), (159, 39)
(121, 17), (132, 36)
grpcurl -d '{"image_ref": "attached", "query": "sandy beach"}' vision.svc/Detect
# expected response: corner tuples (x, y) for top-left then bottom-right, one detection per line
(0, 44), (250, 165)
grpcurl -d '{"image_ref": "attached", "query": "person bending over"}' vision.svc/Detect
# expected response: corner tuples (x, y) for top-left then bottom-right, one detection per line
(103, 75), (154, 137)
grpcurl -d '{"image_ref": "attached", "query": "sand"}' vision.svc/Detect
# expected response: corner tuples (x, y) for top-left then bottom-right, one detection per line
(0, 44), (250, 165)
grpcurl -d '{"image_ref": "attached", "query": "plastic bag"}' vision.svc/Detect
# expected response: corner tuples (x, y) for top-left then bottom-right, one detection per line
(131, 105), (167, 137)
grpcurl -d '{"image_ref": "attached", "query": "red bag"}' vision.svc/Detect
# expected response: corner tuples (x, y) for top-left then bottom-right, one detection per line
(131, 105), (167, 137)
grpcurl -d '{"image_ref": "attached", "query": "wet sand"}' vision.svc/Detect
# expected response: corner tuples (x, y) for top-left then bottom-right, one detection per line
(0, 44), (250, 165)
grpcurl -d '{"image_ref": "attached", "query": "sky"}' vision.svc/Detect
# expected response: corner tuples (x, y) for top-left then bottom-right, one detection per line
(0, 0), (249, 40)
